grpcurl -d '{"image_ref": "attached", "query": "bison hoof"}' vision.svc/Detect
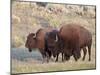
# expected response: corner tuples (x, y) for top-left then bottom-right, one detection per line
(47, 60), (49, 63)
(82, 58), (85, 61)
(88, 59), (91, 61)
(42, 61), (45, 64)
(62, 60), (64, 62)
(55, 60), (58, 62)
(62, 59), (66, 62)
(47, 59), (50, 63)
(74, 57), (78, 61)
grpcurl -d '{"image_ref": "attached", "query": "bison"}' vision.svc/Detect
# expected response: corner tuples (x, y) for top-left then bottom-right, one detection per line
(25, 28), (54, 63)
(45, 24), (92, 61)
(45, 30), (64, 62)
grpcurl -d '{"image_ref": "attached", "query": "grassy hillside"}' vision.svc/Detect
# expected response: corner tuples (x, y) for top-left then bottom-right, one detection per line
(12, 1), (96, 48)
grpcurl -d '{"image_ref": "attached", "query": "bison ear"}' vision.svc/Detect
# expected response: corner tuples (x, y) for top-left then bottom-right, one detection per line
(33, 33), (36, 39)
(55, 34), (58, 42)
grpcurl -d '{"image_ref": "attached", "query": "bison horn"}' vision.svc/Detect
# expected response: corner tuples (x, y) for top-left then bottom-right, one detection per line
(33, 33), (36, 38)
(55, 34), (58, 42)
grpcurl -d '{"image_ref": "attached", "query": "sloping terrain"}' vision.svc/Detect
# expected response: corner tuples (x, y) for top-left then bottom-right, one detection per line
(11, 1), (96, 74)
(12, 1), (95, 48)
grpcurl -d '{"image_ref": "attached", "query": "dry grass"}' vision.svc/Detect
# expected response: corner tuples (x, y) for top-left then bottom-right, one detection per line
(12, 62), (95, 74)
(12, 55), (95, 74)
(11, 45), (96, 74)
(12, 1), (96, 48)
(11, 1), (96, 74)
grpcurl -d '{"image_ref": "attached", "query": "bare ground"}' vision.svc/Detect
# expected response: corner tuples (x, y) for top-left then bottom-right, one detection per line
(11, 47), (96, 74)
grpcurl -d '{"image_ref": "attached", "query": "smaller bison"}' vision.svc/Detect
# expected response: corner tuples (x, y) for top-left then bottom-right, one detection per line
(25, 28), (53, 63)
(45, 24), (92, 61)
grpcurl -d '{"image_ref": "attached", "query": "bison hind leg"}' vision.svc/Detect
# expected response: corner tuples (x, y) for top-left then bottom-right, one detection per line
(64, 54), (70, 61)
(88, 44), (91, 61)
(62, 53), (64, 62)
(55, 52), (60, 62)
(82, 47), (87, 61)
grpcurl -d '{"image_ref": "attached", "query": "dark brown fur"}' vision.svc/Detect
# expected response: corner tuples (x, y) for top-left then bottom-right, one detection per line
(46, 24), (92, 61)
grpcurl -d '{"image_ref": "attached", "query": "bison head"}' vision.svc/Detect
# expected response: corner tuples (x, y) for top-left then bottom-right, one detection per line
(25, 33), (37, 52)
(45, 30), (60, 57)
(46, 30), (59, 45)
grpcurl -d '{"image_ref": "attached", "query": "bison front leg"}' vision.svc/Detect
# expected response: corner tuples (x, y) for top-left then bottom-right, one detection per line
(62, 53), (64, 62)
(42, 54), (46, 63)
(55, 53), (59, 62)
(45, 50), (52, 63)
(46, 52), (50, 63)
(73, 47), (81, 61)
(40, 50), (46, 63)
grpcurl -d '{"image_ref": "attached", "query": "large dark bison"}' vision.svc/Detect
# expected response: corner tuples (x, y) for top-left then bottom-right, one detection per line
(25, 28), (53, 63)
(45, 24), (92, 61)
(45, 30), (64, 62)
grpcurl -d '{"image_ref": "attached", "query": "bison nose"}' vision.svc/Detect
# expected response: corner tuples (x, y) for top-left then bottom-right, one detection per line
(29, 48), (32, 52)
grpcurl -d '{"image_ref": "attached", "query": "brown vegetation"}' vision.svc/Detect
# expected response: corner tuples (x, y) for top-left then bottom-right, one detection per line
(11, 1), (96, 74)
